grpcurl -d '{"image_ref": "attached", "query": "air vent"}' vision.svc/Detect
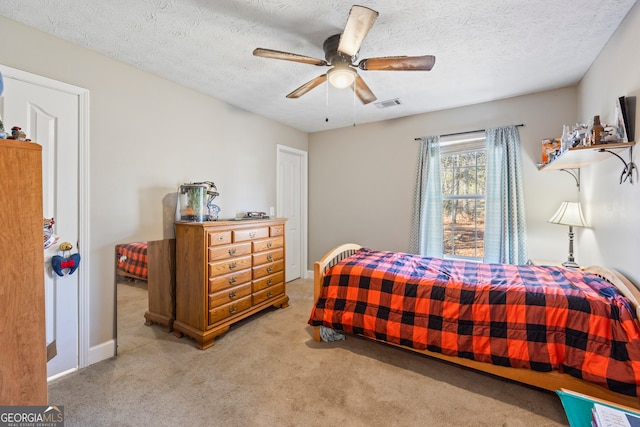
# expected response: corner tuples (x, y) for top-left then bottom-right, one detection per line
(374, 98), (402, 109)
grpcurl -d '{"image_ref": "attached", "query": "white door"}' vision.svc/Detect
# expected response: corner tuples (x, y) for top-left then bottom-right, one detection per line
(1, 67), (81, 378)
(277, 145), (308, 281)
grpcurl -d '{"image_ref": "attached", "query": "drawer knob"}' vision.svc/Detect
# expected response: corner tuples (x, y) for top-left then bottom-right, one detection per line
(267, 267), (273, 273)
(249, 232), (256, 238)
(267, 292), (273, 298)
(217, 235), (224, 241)
(229, 306), (237, 314)
(229, 262), (237, 270)
(267, 254), (273, 262)
(229, 291), (237, 300)
(229, 248), (236, 256)
(228, 277), (237, 285)
(266, 279), (272, 286)
(267, 242), (273, 248)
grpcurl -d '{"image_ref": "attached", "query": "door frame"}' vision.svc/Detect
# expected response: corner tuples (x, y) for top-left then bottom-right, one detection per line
(276, 144), (308, 279)
(1, 64), (91, 372)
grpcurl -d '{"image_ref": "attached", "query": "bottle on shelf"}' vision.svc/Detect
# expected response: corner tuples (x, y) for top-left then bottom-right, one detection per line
(592, 115), (604, 145)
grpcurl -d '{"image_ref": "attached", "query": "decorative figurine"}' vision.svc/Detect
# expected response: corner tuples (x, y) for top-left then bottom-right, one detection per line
(9, 126), (27, 141)
(603, 126), (619, 142)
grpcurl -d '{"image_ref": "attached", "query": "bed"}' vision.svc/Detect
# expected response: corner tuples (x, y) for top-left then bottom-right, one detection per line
(116, 241), (149, 281)
(309, 244), (640, 409)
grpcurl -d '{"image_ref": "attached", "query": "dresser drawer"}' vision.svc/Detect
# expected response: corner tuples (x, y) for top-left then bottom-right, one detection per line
(209, 283), (252, 308)
(208, 242), (251, 261)
(233, 227), (268, 242)
(252, 271), (284, 293)
(208, 230), (232, 246)
(208, 255), (252, 278)
(270, 224), (284, 237)
(209, 295), (252, 325)
(253, 236), (283, 253)
(252, 248), (284, 266)
(209, 269), (252, 293)
(252, 259), (284, 279)
(253, 283), (285, 305)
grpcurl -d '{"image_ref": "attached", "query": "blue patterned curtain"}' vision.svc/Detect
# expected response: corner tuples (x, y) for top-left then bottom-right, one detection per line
(484, 126), (528, 264)
(409, 136), (443, 257)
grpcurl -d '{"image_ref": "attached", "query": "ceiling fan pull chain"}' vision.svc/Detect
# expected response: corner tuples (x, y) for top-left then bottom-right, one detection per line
(326, 82), (330, 122)
(353, 79), (357, 127)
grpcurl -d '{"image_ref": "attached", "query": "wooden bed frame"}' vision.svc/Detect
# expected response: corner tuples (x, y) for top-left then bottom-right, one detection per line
(313, 243), (640, 409)
(116, 269), (147, 282)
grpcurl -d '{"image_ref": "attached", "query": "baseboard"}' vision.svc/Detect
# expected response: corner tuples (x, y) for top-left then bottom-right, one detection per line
(47, 367), (78, 382)
(88, 339), (116, 365)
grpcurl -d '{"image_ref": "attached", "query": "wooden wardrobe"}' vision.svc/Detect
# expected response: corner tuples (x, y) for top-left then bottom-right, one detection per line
(0, 139), (48, 404)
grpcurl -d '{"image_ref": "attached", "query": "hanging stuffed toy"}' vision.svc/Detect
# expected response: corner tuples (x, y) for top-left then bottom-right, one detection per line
(43, 218), (59, 249)
(51, 242), (81, 277)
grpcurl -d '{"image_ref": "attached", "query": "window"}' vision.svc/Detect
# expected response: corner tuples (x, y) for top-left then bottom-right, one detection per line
(440, 136), (486, 260)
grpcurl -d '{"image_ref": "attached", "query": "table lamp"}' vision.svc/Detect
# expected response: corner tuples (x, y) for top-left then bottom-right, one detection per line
(548, 201), (587, 268)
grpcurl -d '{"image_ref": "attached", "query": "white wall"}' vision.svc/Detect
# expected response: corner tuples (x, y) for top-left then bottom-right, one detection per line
(0, 16), (308, 359)
(309, 86), (579, 265)
(576, 1), (640, 285)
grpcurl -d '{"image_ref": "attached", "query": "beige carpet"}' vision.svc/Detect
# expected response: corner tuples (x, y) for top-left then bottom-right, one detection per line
(48, 278), (569, 426)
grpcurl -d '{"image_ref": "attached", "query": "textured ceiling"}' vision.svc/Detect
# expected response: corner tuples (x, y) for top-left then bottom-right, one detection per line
(0, 0), (637, 133)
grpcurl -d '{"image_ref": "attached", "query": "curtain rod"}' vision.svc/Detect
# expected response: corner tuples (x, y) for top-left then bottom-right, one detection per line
(414, 123), (525, 140)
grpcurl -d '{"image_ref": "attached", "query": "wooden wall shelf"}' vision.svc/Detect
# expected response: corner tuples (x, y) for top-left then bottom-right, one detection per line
(538, 141), (635, 171)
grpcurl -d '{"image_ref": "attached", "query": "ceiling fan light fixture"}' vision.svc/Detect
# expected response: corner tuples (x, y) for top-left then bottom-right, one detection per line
(327, 66), (357, 89)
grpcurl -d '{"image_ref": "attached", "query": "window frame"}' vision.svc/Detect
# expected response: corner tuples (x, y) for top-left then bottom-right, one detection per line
(440, 134), (486, 261)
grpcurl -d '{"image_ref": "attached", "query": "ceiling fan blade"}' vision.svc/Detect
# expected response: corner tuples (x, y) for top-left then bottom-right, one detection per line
(353, 75), (377, 104)
(338, 5), (379, 57)
(286, 74), (328, 98)
(358, 55), (436, 71)
(253, 48), (327, 66)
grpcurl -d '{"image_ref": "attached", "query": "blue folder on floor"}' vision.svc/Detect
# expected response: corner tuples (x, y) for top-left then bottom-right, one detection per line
(557, 389), (640, 427)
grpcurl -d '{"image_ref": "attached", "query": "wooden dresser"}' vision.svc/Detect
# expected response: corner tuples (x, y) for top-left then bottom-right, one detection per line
(0, 139), (48, 404)
(143, 238), (177, 332)
(173, 218), (289, 349)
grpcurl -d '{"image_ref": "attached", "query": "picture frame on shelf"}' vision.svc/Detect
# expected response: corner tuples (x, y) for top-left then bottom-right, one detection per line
(624, 96), (636, 141)
(616, 96), (629, 143)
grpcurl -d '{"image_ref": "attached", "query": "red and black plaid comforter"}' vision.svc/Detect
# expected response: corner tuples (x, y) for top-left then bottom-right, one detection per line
(116, 242), (148, 280)
(308, 248), (640, 396)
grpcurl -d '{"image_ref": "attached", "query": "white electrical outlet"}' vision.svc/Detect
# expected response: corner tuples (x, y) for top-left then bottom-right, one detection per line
(269, 207), (275, 216)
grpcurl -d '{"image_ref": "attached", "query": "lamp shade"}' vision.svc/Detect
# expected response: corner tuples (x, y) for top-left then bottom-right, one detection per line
(548, 201), (587, 227)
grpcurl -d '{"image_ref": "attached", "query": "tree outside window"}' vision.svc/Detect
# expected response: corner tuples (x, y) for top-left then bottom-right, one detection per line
(441, 148), (485, 260)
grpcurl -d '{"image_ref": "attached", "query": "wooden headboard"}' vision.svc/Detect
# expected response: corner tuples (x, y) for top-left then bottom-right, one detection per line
(585, 265), (640, 321)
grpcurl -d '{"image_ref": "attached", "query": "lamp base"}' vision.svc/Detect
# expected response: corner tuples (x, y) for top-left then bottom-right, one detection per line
(562, 260), (580, 269)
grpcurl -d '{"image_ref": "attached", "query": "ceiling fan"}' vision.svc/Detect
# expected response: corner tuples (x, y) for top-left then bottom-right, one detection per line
(253, 5), (436, 105)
